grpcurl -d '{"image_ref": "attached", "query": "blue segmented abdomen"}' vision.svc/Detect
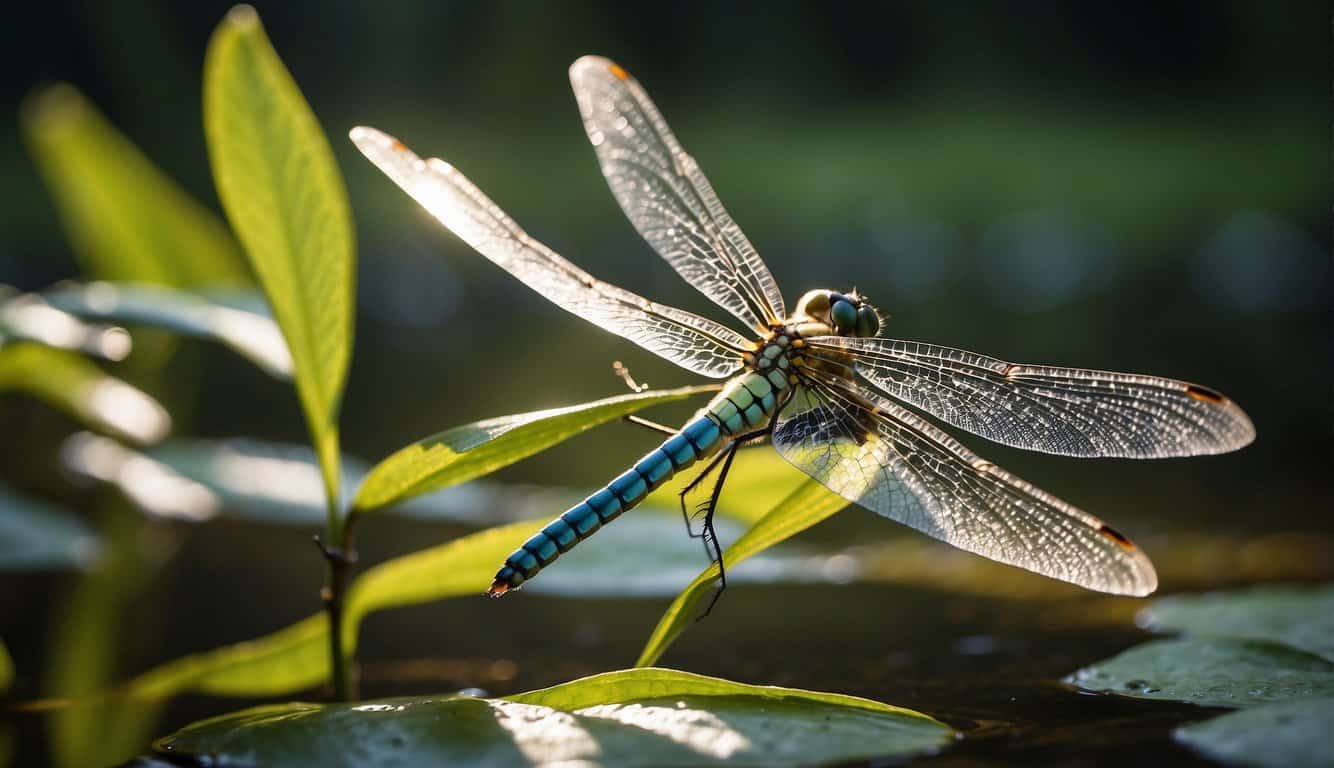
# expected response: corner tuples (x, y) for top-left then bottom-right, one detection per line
(487, 369), (792, 596)
(488, 414), (725, 595)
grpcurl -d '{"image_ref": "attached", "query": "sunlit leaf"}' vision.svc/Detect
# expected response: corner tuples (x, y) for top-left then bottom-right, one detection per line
(204, 4), (354, 525)
(20, 84), (250, 288)
(130, 614), (328, 699)
(345, 519), (547, 626)
(1174, 697), (1334, 768)
(43, 282), (291, 378)
(637, 478), (846, 667)
(0, 481), (100, 571)
(1140, 584), (1334, 662)
(0, 344), (169, 444)
(351, 385), (716, 515)
(1066, 637), (1334, 708)
(151, 669), (951, 767)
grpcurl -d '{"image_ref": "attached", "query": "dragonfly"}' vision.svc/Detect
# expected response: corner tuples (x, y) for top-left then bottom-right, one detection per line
(350, 55), (1254, 605)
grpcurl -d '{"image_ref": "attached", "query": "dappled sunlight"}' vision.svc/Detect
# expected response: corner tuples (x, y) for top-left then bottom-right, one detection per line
(209, 442), (327, 509)
(489, 699), (602, 765)
(207, 303), (293, 375)
(0, 297), (130, 361)
(84, 379), (170, 444)
(577, 701), (751, 760)
(62, 433), (218, 521)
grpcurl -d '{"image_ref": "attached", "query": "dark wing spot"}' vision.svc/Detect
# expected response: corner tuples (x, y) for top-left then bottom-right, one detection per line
(1098, 524), (1136, 551)
(1001, 363), (1020, 378)
(1185, 385), (1226, 404)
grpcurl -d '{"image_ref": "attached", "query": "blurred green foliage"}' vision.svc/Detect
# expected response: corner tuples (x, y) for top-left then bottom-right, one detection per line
(20, 85), (250, 288)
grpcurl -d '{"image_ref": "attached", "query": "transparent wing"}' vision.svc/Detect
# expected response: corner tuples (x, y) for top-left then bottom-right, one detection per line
(806, 336), (1254, 458)
(771, 377), (1158, 596)
(569, 56), (786, 333)
(350, 126), (749, 379)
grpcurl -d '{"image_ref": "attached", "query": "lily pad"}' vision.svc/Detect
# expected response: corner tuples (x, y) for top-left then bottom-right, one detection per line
(1066, 637), (1334, 708)
(1141, 584), (1334, 662)
(153, 669), (952, 767)
(1173, 697), (1334, 768)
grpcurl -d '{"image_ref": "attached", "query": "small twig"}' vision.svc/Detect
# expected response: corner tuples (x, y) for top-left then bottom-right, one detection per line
(314, 533), (358, 701)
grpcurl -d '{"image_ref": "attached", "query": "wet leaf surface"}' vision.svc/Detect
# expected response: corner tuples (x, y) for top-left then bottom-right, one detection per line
(152, 669), (952, 767)
(1174, 697), (1334, 768)
(1066, 636), (1334, 708)
(1140, 583), (1334, 661)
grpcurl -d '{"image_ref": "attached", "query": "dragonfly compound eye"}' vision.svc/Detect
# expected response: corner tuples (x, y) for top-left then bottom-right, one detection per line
(856, 306), (880, 337)
(830, 299), (858, 334)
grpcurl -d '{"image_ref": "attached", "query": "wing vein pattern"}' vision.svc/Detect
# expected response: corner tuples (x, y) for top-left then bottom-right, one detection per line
(771, 376), (1158, 595)
(570, 56), (785, 333)
(806, 336), (1255, 458)
(350, 127), (748, 379)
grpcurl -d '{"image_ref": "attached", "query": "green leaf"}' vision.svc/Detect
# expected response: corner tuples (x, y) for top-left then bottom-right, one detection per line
(204, 4), (354, 526)
(344, 519), (547, 627)
(351, 385), (717, 515)
(0, 481), (100, 571)
(1140, 584), (1334, 662)
(129, 614), (328, 699)
(43, 283), (291, 378)
(0, 344), (169, 444)
(122, 520), (544, 699)
(1065, 637), (1334, 708)
(637, 478), (847, 667)
(119, 504), (833, 700)
(20, 84), (250, 288)
(1174, 697), (1334, 768)
(152, 669), (951, 767)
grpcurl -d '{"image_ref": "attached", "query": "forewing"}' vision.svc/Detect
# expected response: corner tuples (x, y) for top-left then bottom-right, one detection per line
(807, 336), (1254, 458)
(569, 56), (786, 332)
(771, 380), (1157, 596)
(351, 126), (748, 379)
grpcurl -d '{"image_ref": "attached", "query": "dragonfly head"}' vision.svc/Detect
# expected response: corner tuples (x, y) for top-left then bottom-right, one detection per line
(794, 289), (882, 338)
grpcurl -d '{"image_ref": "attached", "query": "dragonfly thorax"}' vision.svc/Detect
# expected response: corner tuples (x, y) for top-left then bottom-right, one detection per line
(792, 288), (882, 338)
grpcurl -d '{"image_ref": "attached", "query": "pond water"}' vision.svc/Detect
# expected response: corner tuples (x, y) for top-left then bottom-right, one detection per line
(3, 500), (1329, 767)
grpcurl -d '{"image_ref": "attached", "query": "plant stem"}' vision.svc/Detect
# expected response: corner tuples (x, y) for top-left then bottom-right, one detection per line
(317, 535), (356, 701)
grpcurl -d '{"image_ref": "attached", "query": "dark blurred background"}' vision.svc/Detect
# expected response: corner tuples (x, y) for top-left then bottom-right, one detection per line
(0, 2), (1329, 765)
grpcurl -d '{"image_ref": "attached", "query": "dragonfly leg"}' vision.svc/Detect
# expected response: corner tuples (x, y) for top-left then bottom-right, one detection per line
(691, 426), (772, 620)
(612, 360), (649, 392)
(679, 426), (771, 537)
(622, 414), (678, 436)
